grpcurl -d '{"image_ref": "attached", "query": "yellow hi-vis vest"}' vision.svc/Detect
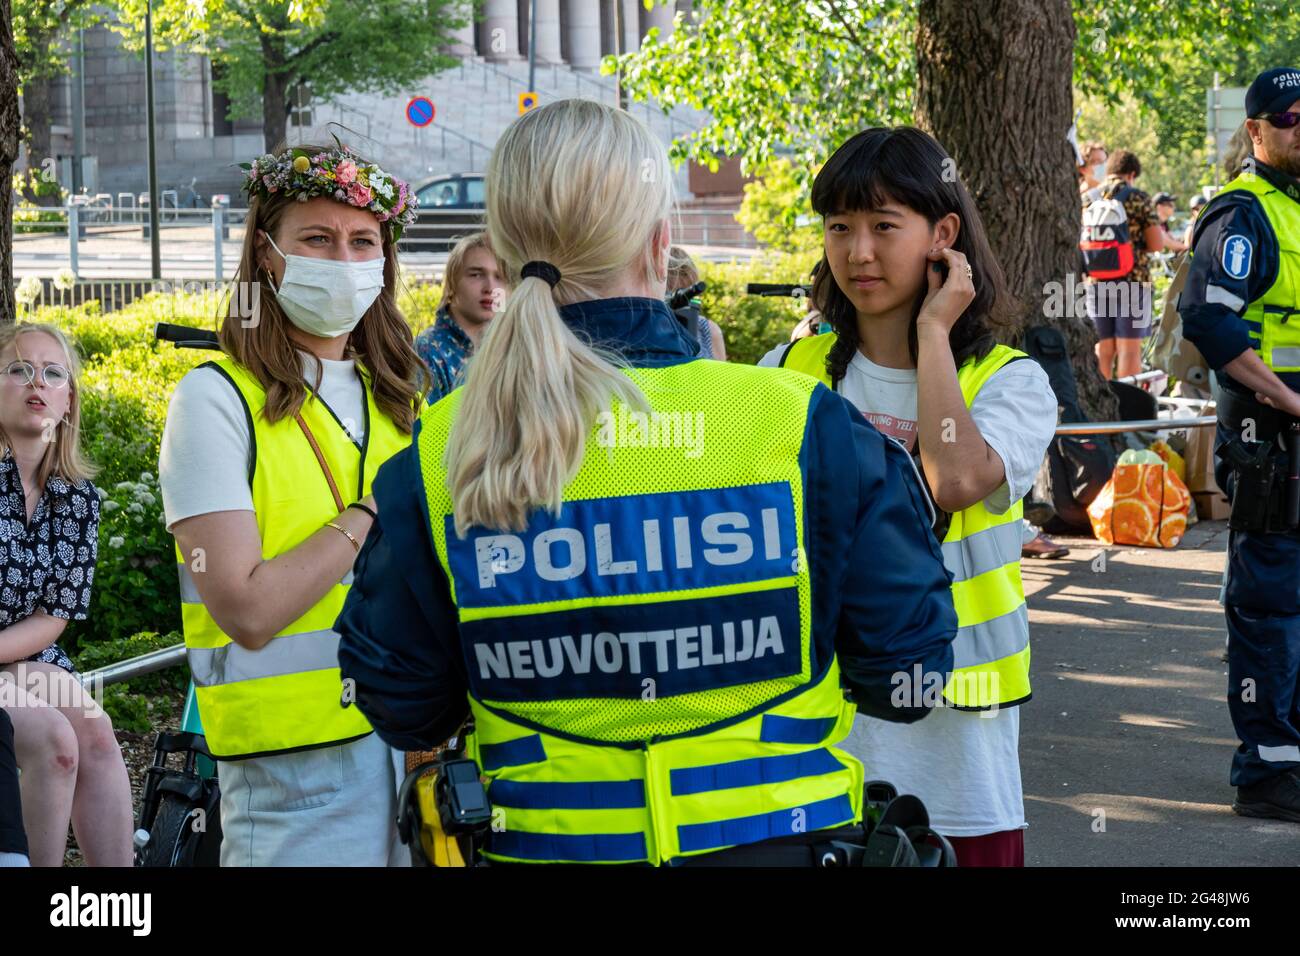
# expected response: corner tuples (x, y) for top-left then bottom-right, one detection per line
(175, 357), (410, 760)
(418, 362), (863, 864)
(1213, 171), (1300, 371)
(780, 335), (1031, 709)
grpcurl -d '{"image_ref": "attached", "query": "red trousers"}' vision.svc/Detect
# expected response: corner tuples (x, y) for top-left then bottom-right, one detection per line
(945, 828), (1024, 867)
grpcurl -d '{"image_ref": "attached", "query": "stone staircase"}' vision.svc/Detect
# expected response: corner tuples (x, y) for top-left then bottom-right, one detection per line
(306, 55), (707, 196)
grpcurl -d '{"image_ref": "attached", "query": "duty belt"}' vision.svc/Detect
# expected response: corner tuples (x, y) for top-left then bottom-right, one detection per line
(1215, 387), (1300, 533)
(1217, 386), (1291, 447)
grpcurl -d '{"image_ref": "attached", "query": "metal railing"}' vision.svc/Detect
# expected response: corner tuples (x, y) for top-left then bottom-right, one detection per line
(79, 644), (187, 689)
(1055, 415), (1216, 436)
(12, 276), (236, 314)
(12, 201), (754, 294)
(427, 121), (493, 172)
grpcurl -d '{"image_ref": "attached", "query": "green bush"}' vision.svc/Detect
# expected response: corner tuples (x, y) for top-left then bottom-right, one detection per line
(90, 473), (179, 649)
(69, 344), (204, 651)
(13, 205), (68, 235)
(398, 278), (443, 335)
(700, 251), (823, 366)
(72, 630), (187, 697)
(72, 630), (187, 734)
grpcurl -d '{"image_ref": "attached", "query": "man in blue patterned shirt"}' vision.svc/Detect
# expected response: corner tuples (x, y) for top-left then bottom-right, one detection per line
(414, 232), (508, 403)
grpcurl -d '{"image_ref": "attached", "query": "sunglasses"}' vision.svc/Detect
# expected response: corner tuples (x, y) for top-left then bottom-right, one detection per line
(5, 360), (70, 389)
(1257, 111), (1300, 129)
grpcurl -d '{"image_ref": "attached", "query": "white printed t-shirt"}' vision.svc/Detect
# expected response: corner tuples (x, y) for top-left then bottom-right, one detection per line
(759, 340), (1057, 836)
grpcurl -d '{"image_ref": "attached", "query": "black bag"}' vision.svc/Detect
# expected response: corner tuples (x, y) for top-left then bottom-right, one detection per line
(1039, 434), (1117, 532)
(135, 731), (222, 867)
(1023, 325), (1117, 532)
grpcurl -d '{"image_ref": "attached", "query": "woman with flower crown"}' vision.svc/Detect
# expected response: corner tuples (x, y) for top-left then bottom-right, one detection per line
(158, 140), (428, 866)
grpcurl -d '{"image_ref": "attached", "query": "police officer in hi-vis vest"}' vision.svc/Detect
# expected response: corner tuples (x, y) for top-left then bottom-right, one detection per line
(1179, 66), (1300, 822)
(159, 142), (427, 865)
(336, 99), (959, 866)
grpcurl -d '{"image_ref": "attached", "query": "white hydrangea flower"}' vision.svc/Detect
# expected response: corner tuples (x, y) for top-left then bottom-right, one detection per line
(108, 536), (125, 549)
(103, 500), (120, 513)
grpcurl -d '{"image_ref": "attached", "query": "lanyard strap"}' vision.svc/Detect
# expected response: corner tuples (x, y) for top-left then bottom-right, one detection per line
(295, 411), (346, 513)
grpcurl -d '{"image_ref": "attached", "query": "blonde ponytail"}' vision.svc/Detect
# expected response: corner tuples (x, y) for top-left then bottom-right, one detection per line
(445, 99), (673, 535)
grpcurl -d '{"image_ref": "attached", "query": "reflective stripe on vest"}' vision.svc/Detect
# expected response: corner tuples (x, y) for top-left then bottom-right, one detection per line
(174, 357), (411, 759)
(187, 630), (343, 687)
(417, 361), (862, 864)
(1215, 174), (1300, 372)
(781, 335), (1031, 708)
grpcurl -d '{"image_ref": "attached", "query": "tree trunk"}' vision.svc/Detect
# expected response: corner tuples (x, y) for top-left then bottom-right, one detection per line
(21, 76), (56, 206)
(0, 0), (22, 325)
(260, 33), (288, 152)
(915, 0), (1118, 422)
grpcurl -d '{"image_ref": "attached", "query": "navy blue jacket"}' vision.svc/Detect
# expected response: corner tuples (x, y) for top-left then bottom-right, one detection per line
(1180, 161), (1299, 392)
(336, 297), (957, 752)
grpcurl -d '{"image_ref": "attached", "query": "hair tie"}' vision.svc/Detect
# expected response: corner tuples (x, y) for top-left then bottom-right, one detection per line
(521, 260), (562, 288)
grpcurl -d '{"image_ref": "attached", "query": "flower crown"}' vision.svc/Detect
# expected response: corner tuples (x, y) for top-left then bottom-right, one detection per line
(239, 139), (419, 240)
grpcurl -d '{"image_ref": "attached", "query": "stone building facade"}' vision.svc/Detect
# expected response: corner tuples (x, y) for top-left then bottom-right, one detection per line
(39, 1), (697, 205)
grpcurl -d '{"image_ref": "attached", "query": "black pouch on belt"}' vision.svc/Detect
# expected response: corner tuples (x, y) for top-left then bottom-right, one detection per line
(1223, 437), (1285, 533)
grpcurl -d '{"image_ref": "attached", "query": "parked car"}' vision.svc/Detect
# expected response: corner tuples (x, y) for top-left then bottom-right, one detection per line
(399, 173), (486, 253)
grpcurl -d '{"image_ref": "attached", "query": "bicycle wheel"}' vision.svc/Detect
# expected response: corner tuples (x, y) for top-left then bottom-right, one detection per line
(136, 792), (192, 867)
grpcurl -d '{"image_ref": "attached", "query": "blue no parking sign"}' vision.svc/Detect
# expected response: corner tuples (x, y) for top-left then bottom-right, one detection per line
(406, 97), (435, 127)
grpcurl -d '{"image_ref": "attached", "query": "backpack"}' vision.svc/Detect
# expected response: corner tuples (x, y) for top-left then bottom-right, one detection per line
(1080, 182), (1136, 280)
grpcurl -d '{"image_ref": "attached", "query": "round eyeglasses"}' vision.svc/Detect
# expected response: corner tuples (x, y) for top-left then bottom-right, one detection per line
(5, 360), (70, 389)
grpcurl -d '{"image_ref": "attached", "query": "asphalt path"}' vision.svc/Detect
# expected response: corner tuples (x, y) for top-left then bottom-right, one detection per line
(1021, 519), (1300, 865)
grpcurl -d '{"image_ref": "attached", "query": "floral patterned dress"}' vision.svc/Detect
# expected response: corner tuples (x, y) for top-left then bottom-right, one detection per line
(0, 451), (100, 674)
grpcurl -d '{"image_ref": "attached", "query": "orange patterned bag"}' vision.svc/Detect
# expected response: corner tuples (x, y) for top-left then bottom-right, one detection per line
(1087, 449), (1190, 548)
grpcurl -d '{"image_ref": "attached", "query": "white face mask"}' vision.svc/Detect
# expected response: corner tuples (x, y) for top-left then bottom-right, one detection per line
(262, 232), (385, 338)
(1093, 163), (1106, 180)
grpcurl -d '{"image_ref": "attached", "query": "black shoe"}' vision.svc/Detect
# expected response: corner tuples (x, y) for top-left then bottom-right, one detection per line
(1233, 770), (1300, 823)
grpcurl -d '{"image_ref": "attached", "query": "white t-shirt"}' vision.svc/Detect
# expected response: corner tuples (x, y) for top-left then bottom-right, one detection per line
(159, 352), (366, 531)
(759, 340), (1057, 836)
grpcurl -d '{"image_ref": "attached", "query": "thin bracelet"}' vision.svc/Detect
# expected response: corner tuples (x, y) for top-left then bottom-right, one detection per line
(347, 501), (378, 521)
(326, 520), (361, 553)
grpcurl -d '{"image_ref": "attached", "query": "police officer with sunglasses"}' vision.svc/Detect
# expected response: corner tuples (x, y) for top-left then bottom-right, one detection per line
(1179, 66), (1300, 823)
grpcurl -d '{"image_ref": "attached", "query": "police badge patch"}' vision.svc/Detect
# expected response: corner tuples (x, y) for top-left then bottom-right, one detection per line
(1222, 234), (1253, 280)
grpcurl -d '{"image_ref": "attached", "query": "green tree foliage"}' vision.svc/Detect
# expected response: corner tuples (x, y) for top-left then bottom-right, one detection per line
(12, 0), (98, 84)
(620, 0), (1293, 243)
(735, 157), (821, 255)
(614, 0), (916, 176)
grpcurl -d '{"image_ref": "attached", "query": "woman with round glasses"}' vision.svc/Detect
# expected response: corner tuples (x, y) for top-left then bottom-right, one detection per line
(0, 322), (134, 866)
